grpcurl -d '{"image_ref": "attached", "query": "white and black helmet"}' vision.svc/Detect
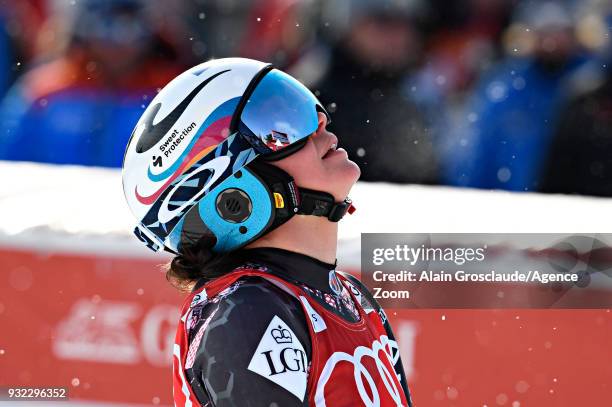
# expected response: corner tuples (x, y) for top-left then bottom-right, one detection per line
(122, 57), (353, 255)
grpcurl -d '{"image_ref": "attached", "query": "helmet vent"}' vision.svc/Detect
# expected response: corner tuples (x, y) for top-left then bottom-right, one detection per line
(226, 198), (241, 213)
(215, 188), (253, 223)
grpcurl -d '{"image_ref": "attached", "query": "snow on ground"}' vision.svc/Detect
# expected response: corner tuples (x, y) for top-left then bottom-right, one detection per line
(2, 161), (612, 267)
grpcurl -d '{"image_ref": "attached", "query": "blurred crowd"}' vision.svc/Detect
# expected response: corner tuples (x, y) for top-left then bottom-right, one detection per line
(0, 0), (610, 196)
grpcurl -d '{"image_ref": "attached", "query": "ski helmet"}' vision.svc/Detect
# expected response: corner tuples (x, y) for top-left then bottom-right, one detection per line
(122, 58), (354, 254)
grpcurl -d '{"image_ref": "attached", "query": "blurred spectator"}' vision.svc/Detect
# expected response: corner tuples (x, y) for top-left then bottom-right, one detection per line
(0, 1), (46, 99)
(0, 0), (183, 167)
(313, 0), (439, 184)
(445, 1), (590, 192)
(420, 0), (514, 98)
(540, 14), (612, 196)
(0, 11), (15, 99)
(0, 0), (607, 195)
(183, 0), (313, 69)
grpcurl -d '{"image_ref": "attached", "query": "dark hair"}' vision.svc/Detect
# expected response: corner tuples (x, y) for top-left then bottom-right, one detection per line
(165, 239), (249, 293)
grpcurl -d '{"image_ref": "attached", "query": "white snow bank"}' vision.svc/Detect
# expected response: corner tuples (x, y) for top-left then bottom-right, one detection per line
(1, 161), (611, 264)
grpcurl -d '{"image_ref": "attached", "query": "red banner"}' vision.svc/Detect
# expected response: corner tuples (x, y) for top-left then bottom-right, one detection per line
(1, 247), (610, 406)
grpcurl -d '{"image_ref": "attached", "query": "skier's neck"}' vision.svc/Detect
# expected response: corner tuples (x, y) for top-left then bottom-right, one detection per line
(245, 215), (338, 265)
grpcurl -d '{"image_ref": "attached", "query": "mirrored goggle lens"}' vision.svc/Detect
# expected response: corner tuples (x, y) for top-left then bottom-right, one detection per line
(238, 69), (329, 154)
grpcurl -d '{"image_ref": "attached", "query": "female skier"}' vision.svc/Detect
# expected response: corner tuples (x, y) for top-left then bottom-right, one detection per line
(122, 58), (413, 406)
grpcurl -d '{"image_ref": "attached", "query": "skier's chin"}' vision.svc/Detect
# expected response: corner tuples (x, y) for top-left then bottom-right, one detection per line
(323, 157), (361, 201)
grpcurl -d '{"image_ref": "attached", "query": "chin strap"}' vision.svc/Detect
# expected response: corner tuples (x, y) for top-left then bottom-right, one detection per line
(297, 189), (356, 222)
(247, 160), (356, 227)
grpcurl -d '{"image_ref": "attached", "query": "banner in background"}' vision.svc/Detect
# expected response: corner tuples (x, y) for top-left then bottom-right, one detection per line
(2, 247), (611, 406)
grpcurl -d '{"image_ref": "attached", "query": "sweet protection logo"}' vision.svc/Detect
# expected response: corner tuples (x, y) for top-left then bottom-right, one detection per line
(134, 96), (239, 206)
(130, 68), (241, 210)
(135, 70), (230, 154)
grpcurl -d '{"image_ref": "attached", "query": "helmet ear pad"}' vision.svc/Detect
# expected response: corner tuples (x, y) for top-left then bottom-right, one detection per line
(246, 160), (300, 228)
(175, 160), (300, 254)
(196, 167), (275, 253)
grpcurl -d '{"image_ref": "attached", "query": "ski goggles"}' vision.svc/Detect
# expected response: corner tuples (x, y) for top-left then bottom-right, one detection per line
(232, 67), (331, 161)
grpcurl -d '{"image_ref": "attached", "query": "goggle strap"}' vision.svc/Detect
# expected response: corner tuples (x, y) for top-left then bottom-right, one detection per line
(229, 64), (274, 134)
(133, 224), (171, 253)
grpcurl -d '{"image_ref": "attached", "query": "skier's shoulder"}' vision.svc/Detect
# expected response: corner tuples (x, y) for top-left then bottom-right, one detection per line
(199, 269), (305, 315)
(190, 260), (309, 330)
(187, 274), (312, 406)
(188, 269), (313, 363)
(190, 260), (292, 298)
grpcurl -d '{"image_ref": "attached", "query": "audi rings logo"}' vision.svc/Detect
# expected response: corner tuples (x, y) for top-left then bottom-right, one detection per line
(315, 335), (403, 407)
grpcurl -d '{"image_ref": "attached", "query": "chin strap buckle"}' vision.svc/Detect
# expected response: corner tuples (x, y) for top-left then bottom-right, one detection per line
(297, 189), (356, 222)
(327, 197), (355, 222)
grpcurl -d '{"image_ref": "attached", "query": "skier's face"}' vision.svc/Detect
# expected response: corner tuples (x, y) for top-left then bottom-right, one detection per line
(270, 112), (361, 201)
